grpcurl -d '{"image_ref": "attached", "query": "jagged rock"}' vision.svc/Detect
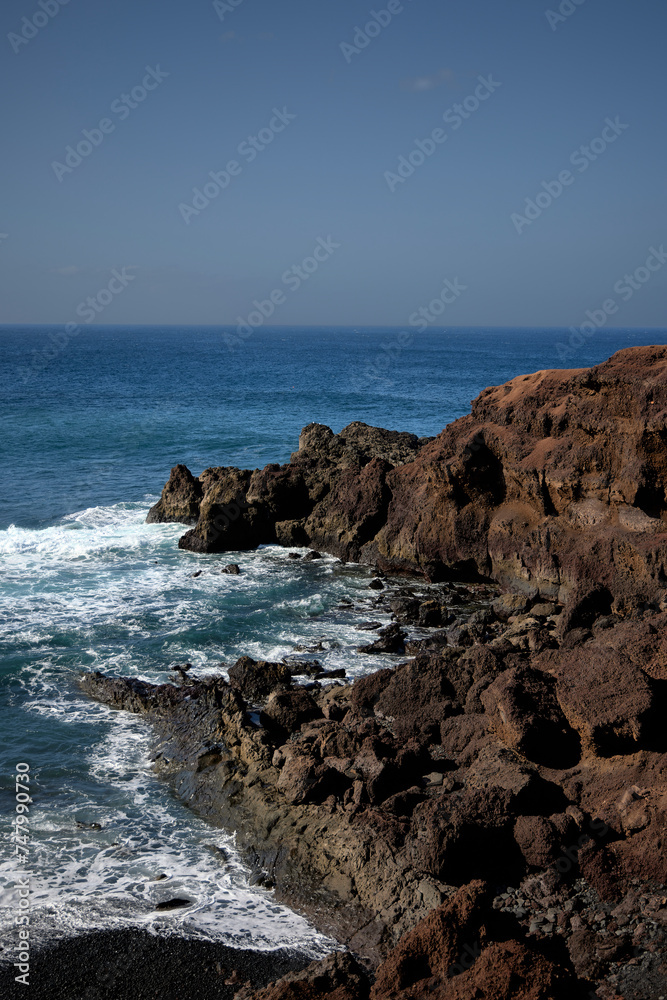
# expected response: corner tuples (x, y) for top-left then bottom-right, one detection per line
(261, 688), (322, 739)
(154, 898), (191, 911)
(149, 348), (667, 607)
(235, 951), (370, 1000)
(492, 593), (531, 618)
(370, 881), (581, 999)
(228, 656), (292, 702)
(146, 464), (203, 524)
(480, 666), (580, 767)
(357, 624), (406, 655)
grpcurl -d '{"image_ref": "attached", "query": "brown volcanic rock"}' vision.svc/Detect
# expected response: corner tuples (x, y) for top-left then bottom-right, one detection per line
(301, 457), (393, 562)
(79, 605), (667, 994)
(370, 881), (581, 1000)
(146, 464), (203, 524)
(148, 347), (667, 607)
(235, 952), (370, 1000)
(480, 664), (580, 767)
(534, 617), (667, 756)
(227, 656), (292, 702)
(370, 346), (667, 597)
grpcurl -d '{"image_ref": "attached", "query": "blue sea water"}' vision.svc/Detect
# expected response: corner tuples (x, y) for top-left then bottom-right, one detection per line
(0, 324), (665, 957)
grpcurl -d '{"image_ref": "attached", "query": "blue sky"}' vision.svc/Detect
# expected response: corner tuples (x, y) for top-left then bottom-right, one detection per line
(1, 0), (666, 327)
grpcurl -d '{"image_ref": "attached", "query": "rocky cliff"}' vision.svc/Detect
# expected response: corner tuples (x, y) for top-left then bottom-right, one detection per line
(147, 346), (667, 608)
(84, 345), (667, 998)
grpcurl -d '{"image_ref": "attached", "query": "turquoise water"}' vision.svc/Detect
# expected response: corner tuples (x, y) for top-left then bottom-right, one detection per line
(0, 324), (665, 955)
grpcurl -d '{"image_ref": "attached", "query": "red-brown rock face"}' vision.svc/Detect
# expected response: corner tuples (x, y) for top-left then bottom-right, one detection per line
(147, 347), (667, 607)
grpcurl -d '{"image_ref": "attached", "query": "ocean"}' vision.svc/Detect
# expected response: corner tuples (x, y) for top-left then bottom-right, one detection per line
(1, 324), (665, 959)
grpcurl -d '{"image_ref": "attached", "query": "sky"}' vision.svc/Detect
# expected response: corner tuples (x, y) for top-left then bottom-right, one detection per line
(1, 0), (666, 328)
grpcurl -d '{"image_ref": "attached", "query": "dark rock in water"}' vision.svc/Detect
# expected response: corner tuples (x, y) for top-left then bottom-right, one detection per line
(355, 621), (383, 631)
(282, 658), (322, 676)
(288, 552), (301, 559)
(191, 570), (203, 578)
(404, 630), (449, 654)
(369, 578), (384, 590)
(293, 641), (324, 652)
(150, 873), (169, 881)
(76, 821), (102, 831)
(154, 898), (191, 911)
(171, 662), (193, 685)
(314, 668), (346, 680)
(416, 599), (449, 627)
(303, 550), (322, 560)
(223, 563), (241, 575)
(389, 596), (421, 623)
(146, 464), (203, 525)
(228, 656), (292, 701)
(357, 624), (406, 654)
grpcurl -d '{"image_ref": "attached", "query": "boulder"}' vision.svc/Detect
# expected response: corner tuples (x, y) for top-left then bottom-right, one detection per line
(228, 656), (292, 702)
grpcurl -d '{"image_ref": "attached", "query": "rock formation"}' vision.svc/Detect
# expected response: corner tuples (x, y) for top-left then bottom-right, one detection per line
(81, 346), (667, 997)
(79, 574), (667, 997)
(147, 346), (667, 609)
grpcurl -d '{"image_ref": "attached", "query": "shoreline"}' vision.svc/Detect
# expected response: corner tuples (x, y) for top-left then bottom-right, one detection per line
(0, 928), (314, 1000)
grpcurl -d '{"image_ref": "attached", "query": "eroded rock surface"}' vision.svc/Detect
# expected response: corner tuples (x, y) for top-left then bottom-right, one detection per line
(79, 586), (667, 997)
(149, 348), (667, 607)
(117, 346), (667, 997)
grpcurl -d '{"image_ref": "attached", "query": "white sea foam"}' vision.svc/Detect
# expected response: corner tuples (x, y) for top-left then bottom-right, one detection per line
(0, 501), (401, 954)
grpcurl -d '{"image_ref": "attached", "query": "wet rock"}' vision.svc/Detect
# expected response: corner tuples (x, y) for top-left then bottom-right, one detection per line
(154, 898), (191, 911)
(223, 563), (241, 575)
(357, 624), (406, 655)
(146, 464), (203, 524)
(369, 578), (384, 590)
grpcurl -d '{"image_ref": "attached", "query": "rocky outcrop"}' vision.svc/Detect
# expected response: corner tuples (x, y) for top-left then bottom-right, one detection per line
(148, 347), (667, 608)
(78, 581), (667, 997)
(124, 347), (667, 997)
